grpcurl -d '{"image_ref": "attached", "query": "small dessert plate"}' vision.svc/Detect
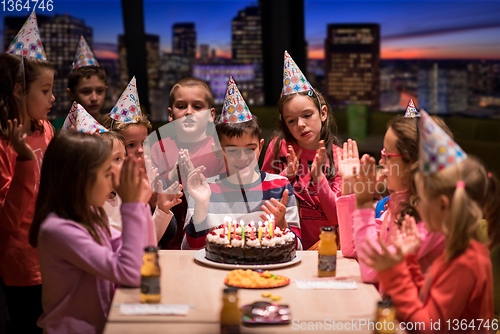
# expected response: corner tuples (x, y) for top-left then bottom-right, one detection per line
(241, 301), (291, 325)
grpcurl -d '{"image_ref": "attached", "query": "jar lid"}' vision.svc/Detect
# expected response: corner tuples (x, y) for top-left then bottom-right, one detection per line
(144, 246), (159, 253)
(224, 287), (238, 294)
(321, 226), (335, 232)
(378, 299), (393, 307)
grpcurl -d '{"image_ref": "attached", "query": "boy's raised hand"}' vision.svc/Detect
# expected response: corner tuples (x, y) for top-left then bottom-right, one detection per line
(7, 119), (35, 161)
(157, 182), (183, 213)
(186, 166), (211, 203)
(337, 139), (360, 195)
(284, 145), (302, 182)
(260, 189), (289, 229)
(360, 237), (403, 272)
(311, 140), (326, 184)
(114, 157), (146, 203)
(354, 154), (377, 209)
(178, 149), (195, 179)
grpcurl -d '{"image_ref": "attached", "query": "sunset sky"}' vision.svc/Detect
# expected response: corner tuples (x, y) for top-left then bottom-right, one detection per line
(2, 0), (500, 60)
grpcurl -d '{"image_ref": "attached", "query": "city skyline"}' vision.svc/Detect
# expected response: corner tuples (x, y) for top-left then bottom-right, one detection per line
(2, 0), (500, 60)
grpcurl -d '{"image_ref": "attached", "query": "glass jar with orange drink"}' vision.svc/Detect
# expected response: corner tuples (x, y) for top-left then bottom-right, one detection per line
(318, 226), (337, 277)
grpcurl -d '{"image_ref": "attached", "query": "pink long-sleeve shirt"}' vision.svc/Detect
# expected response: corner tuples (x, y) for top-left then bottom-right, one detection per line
(262, 139), (342, 249)
(352, 206), (445, 284)
(0, 122), (53, 286)
(37, 203), (155, 334)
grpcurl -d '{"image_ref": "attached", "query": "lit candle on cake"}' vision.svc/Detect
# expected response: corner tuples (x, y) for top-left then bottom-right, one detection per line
(250, 221), (255, 238)
(241, 225), (245, 244)
(222, 216), (229, 238)
(258, 223), (262, 242)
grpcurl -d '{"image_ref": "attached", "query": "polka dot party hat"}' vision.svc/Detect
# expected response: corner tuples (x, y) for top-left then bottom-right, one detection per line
(72, 35), (99, 69)
(5, 10), (46, 60)
(419, 109), (466, 174)
(281, 50), (313, 97)
(221, 76), (253, 123)
(109, 76), (142, 123)
(63, 102), (108, 134)
(404, 99), (420, 118)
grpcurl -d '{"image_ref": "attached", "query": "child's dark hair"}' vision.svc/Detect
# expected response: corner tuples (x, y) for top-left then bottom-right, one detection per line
(0, 54), (55, 137)
(214, 114), (262, 140)
(169, 77), (214, 116)
(67, 66), (107, 92)
(30, 131), (112, 247)
(273, 89), (341, 179)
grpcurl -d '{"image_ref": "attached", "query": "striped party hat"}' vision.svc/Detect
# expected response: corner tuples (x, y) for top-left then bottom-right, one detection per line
(281, 51), (313, 96)
(419, 109), (466, 174)
(5, 10), (46, 60)
(72, 35), (99, 69)
(221, 76), (253, 123)
(404, 99), (420, 118)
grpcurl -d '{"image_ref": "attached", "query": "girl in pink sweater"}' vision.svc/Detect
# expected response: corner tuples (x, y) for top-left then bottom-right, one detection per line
(361, 112), (495, 331)
(337, 116), (446, 283)
(29, 132), (156, 334)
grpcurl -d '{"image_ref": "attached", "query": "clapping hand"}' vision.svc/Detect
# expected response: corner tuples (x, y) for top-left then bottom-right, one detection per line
(361, 237), (404, 272)
(7, 119), (35, 161)
(114, 157), (148, 203)
(354, 154), (377, 209)
(395, 215), (421, 255)
(260, 189), (289, 229)
(311, 140), (326, 184)
(178, 149), (195, 180)
(284, 145), (302, 182)
(157, 181), (183, 213)
(337, 139), (360, 195)
(186, 166), (211, 204)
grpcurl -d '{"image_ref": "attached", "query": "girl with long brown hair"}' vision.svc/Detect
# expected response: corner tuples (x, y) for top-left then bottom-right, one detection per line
(262, 52), (342, 250)
(29, 131), (156, 333)
(0, 43), (55, 332)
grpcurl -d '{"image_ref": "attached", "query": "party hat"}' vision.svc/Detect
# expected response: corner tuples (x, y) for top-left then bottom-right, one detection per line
(404, 99), (420, 118)
(281, 51), (313, 96)
(109, 76), (142, 123)
(5, 10), (46, 60)
(72, 35), (99, 69)
(419, 109), (466, 174)
(62, 102), (108, 134)
(221, 76), (253, 123)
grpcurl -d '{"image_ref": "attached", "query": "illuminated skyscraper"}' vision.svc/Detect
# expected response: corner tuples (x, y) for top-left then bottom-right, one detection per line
(418, 62), (467, 114)
(4, 14), (92, 118)
(173, 23), (196, 66)
(325, 24), (380, 110)
(232, 6), (261, 64)
(199, 44), (210, 63)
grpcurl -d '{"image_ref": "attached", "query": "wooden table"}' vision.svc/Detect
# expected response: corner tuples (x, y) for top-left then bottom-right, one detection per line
(104, 250), (382, 333)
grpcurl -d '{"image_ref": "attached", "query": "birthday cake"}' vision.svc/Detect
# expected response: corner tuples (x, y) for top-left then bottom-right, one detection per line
(205, 218), (296, 265)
